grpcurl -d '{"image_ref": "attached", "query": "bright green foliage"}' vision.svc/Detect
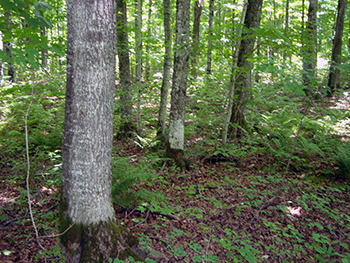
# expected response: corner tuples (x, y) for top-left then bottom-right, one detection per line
(0, 0), (66, 78)
(0, 75), (65, 178)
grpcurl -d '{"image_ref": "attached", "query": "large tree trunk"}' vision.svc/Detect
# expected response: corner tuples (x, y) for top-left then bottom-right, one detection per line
(222, 0), (248, 146)
(190, 0), (203, 78)
(229, 0), (263, 137)
(61, 1), (142, 262)
(206, 0), (214, 75)
(302, 0), (317, 96)
(327, 0), (347, 95)
(167, 0), (191, 171)
(117, 0), (134, 138)
(157, 0), (172, 138)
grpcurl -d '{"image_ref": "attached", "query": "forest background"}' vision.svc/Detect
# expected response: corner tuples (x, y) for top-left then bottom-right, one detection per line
(1, 0), (350, 262)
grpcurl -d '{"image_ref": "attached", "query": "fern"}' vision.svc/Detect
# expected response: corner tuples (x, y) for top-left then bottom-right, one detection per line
(111, 153), (166, 207)
(335, 141), (350, 178)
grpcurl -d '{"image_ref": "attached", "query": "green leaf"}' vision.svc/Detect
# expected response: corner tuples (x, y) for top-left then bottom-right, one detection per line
(2, 250), (13, 256)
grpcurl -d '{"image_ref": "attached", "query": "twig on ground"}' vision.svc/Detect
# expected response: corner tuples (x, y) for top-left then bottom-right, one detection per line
(25, 84), (45, 252)
(3, 215), (27, 227)
(39, 222), (76, 239)
(42, 204), (59, 213)
(3, 209), (17, 218)
(134, 205), (153, 228)
(252, 196), (278, 220)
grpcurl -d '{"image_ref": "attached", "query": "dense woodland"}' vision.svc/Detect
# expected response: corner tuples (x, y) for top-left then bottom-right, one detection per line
(1, 0), (350, 262)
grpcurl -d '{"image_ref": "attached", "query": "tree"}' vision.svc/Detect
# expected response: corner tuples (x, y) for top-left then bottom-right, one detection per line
(190, 0), (203, 78)
(135, 0), (142, 134)
(206, 0), (214, 75)
(40, 26), (48, 68)
(157, 0), (172, 138)
(145, 0), (152, 81)
(167, 0), (191, 171)
(229, 0), (263, 137)
(327, 0), (347, 95)
(61, 0), (141, 261)
(283, 0), (290, 61)
(4, 12), (15, 82)
(222, 0), (248, 146)
(117, 0), (134, 137)
(302, 0), (317, 96)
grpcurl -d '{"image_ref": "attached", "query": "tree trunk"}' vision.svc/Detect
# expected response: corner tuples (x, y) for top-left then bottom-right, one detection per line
(206, 0), (214, 75)
(327, 0), (347, 95)
(41, 26), (48, 68)
(190, 0), (203, 78)
(222, 0), (248, 146)
(302, 0), (317, 96)
(117, 0), (134, 138)
(157, 0), (172, 138)
(167, 0), (191, 171)
(283, 0), (289, 61)
(145, 0), (152, 81)
(229, 0), (263, 138)
(348, 19), (350, 87)
(135, 0), (142, 134)
(4, 12), (14, 82)
(217, 0), (222, 45)
(0, 33), (3, 83)
(62, 1), (142, 261)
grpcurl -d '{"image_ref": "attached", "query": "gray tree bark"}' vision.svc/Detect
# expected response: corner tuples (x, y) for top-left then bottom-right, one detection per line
(0, 34), (3, 83)
(229, 0), (263, 137)
(283, 0), (289, 61)
(145, 0), (152, 81)
(135, 0), (142, 134)
(167, 0), (191, 171)
(4, 12), (14, 82)
(117, 0), (134, 137)
(206, 0), (214, 75)
(157, 0), (172, 138)
(217, 0), (222, 46)
(222, 0), (248, 146)
(327, 0), (347, 95)
(302, 0), (317, 96)
(61, 0), (141, 261)
(41, 27), (48, 68)
(191, 0), (203, 78)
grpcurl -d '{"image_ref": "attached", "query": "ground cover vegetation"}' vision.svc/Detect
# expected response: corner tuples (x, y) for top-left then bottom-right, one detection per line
(0, 0), (350, 262)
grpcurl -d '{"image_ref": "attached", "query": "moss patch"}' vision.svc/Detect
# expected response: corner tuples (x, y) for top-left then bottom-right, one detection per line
(60, 193), (144, 262)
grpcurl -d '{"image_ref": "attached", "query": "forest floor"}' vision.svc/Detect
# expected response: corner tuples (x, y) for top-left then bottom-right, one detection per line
(1, 140), (350, 263)
(1, 97), (350, 262)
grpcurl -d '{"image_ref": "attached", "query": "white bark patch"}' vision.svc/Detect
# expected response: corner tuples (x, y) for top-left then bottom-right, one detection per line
(169, 119), (184, 150)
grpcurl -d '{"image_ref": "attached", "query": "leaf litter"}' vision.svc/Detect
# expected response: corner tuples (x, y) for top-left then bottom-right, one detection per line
(0, 139), (350, 262)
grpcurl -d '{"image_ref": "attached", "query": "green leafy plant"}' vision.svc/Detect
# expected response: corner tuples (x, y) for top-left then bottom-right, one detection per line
(335, 141), (350, 178)
(133, 132), (160, 150)
(111, 154), (165, 207)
